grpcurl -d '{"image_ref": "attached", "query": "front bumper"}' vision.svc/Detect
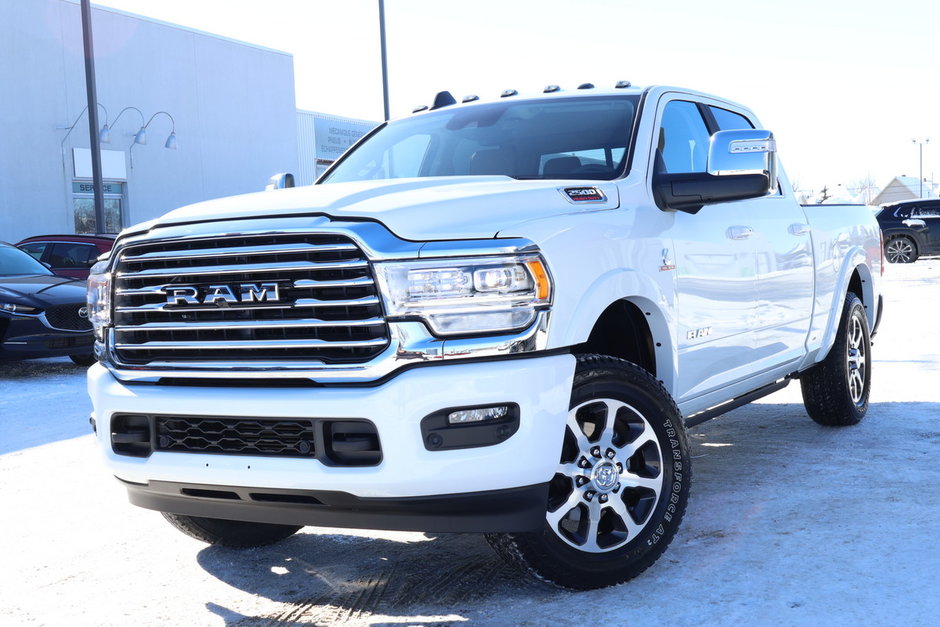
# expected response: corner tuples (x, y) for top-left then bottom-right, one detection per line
(1, 314), (94, 360)
(89, 353), (575, 529)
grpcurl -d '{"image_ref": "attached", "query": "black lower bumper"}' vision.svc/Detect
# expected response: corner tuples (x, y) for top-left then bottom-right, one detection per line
(122, 479), (549, 533)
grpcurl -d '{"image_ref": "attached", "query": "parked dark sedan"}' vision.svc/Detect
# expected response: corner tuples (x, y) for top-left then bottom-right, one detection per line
(0, 242), (95, 365)
(16, 233), (115, 280)
(876, 199), (940, 263)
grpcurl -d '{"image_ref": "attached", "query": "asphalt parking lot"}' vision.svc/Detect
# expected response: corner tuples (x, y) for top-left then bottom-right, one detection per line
(2, 262), (939, 626)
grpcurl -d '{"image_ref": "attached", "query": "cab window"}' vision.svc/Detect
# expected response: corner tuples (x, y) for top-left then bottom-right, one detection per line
(657, 100), (711, 173)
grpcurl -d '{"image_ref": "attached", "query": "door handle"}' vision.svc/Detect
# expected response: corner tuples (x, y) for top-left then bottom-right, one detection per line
(726, 226), (754, 240)
(788, 223), (811, 236)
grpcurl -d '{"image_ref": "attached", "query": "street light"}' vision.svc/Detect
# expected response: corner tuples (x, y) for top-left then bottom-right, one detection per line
(913, 138), (929, 197)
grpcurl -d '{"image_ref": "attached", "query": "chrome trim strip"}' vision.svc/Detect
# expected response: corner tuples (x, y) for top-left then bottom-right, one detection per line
(122, 242), (358, 262)
(101, 311), (550, 383)
(116, 337), (389, 351)
(292, 277), (374, 288)
(293, 296), (380, 307)
(116, 259), (367, 279)
(114, 317), (385, 332)
(110, 216), (539, 268)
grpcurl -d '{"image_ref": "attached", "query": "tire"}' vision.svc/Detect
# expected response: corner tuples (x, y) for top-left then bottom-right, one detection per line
(161, 512), (301, 548)
(885, 235), (917, 263)
(69, 353), (96, 367)
(800, 293), (871, 426)
(486, 354), (691, 590)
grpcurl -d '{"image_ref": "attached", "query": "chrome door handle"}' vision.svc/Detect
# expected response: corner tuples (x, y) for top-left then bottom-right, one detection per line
(788, 223), (811, 236)
(726, 226), (754, 240)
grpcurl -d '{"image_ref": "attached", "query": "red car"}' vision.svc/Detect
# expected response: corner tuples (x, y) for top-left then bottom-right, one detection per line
(16, 234), (115, 280)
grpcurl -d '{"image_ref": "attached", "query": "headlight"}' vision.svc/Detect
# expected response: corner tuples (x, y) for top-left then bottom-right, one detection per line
(0, 303), (40, 315)
(86, 260), (112, 341)
(375, 254), (552, 336)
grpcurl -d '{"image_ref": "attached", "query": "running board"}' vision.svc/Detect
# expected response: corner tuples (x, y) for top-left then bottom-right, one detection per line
(684, 379), (791, 428)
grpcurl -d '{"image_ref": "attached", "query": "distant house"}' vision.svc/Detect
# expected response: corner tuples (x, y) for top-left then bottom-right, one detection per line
(871, 176), (938, 205)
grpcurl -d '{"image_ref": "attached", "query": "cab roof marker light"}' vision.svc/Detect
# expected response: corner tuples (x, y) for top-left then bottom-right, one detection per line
(501, 89), (519, 98)
(412, 105), (429, 114)
(430, 91), (457, 110)
(462, 95), (480, 103)
(543, 85), (561, 93)
(577, 83), (595, 90)
(615, 80), (632, 88)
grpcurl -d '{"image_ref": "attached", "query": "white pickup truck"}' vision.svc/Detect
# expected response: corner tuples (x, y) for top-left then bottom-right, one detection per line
(86, 83), (883, 590)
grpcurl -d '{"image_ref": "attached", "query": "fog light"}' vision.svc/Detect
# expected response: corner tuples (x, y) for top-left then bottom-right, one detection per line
(447, 405), (510, 425)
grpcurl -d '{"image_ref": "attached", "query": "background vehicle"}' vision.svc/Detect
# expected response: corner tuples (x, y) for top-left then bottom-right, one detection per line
(86, 84), (883, 590)
(876, 198), (940, 262)
(0, 242), (94, 365)
(17, 234), (115, 279)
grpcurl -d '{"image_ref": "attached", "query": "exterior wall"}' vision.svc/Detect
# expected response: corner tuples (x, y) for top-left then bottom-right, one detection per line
(0, 0), (298, 241)
(296, 111), (378, 185)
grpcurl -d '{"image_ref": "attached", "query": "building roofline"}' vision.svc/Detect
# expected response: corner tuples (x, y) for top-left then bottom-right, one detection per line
(66, 0), (292, 58)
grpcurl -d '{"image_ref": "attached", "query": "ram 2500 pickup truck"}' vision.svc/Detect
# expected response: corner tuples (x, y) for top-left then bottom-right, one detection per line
(86, 83), (883, 590)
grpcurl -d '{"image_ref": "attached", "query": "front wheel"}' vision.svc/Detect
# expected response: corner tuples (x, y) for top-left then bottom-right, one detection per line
(486, 355), (691, 590)
(800, 293), (871, 426)
(69, 353), (96, 367)
(162, 512), (301, 548)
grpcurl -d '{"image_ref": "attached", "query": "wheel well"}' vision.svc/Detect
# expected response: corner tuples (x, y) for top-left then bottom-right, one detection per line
(847, 271), (863, 304)
(577, 300), (656, 376)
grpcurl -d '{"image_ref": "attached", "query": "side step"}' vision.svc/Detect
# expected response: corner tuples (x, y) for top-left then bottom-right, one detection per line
(684, 379), (791, 428)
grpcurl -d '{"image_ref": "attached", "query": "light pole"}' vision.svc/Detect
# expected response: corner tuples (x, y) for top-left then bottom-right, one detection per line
(913, 138), (929, 197)
(378, 0), (389, 121)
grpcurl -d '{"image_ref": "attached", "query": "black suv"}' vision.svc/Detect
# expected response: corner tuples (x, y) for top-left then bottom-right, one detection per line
(876, 199), (940, 263)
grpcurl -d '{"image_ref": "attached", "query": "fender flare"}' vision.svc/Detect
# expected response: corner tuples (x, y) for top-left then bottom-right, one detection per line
(551, 267), (677, 389)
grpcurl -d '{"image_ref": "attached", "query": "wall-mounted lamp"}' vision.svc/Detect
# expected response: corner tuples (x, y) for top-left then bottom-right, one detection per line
(59, 103), (110, 147)
(130, 111), (177, 167)
(100, 106), (145, 144)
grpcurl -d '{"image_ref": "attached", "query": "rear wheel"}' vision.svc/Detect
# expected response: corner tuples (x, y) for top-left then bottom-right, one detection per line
(800, 293), (871, 426)
(885, 235), (917, 263)
(162, 512), (301, 548)
(486, 355), (690, 590)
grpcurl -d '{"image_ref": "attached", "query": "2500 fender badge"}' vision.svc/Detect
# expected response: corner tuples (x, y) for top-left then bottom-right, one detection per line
(164, 282), (281, 306)
(563, 186), (606, 202)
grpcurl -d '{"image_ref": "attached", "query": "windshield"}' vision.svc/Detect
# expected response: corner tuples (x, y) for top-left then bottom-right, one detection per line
(0, 245), (54, 276)
(321, 95), (639, 183)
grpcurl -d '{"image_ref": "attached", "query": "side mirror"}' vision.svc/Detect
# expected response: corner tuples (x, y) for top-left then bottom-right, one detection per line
(654, 129), (777, 214)
(265, 172), (295, 191)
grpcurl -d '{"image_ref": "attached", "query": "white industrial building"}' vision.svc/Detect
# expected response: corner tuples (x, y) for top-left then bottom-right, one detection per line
(0, 0), (376, 242)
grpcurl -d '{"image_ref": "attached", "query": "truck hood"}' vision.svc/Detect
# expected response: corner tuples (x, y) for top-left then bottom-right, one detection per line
(141, 177), (619, 241)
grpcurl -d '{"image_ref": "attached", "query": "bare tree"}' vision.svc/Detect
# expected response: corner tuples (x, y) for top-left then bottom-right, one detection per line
(817, 185), (831, 204)
(845, 174), (878, 204)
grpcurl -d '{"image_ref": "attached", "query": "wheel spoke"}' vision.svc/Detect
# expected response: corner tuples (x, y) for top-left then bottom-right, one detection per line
(581, 499), (604, 552)
(620, 469), (663, 493)
(616, 429), (657, 460)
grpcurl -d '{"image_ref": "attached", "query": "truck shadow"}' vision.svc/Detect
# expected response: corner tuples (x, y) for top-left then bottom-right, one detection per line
(194, 400), (939, 625)
(196, 531), (557, 625)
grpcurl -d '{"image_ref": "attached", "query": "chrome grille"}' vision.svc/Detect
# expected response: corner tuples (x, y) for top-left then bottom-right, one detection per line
(111, 233), (389, 365)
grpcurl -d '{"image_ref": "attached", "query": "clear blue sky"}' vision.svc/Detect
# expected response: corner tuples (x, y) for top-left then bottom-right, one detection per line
(95, 0), (940, 198)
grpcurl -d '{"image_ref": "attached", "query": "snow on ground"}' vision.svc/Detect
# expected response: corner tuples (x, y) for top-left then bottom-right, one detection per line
(1, 262), (938, 626)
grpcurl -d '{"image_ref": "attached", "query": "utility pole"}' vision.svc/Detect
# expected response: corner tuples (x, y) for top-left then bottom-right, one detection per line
(378, 0), (390, 122)
(80, 0), (106, 234)
(913, 138), (929, 198)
